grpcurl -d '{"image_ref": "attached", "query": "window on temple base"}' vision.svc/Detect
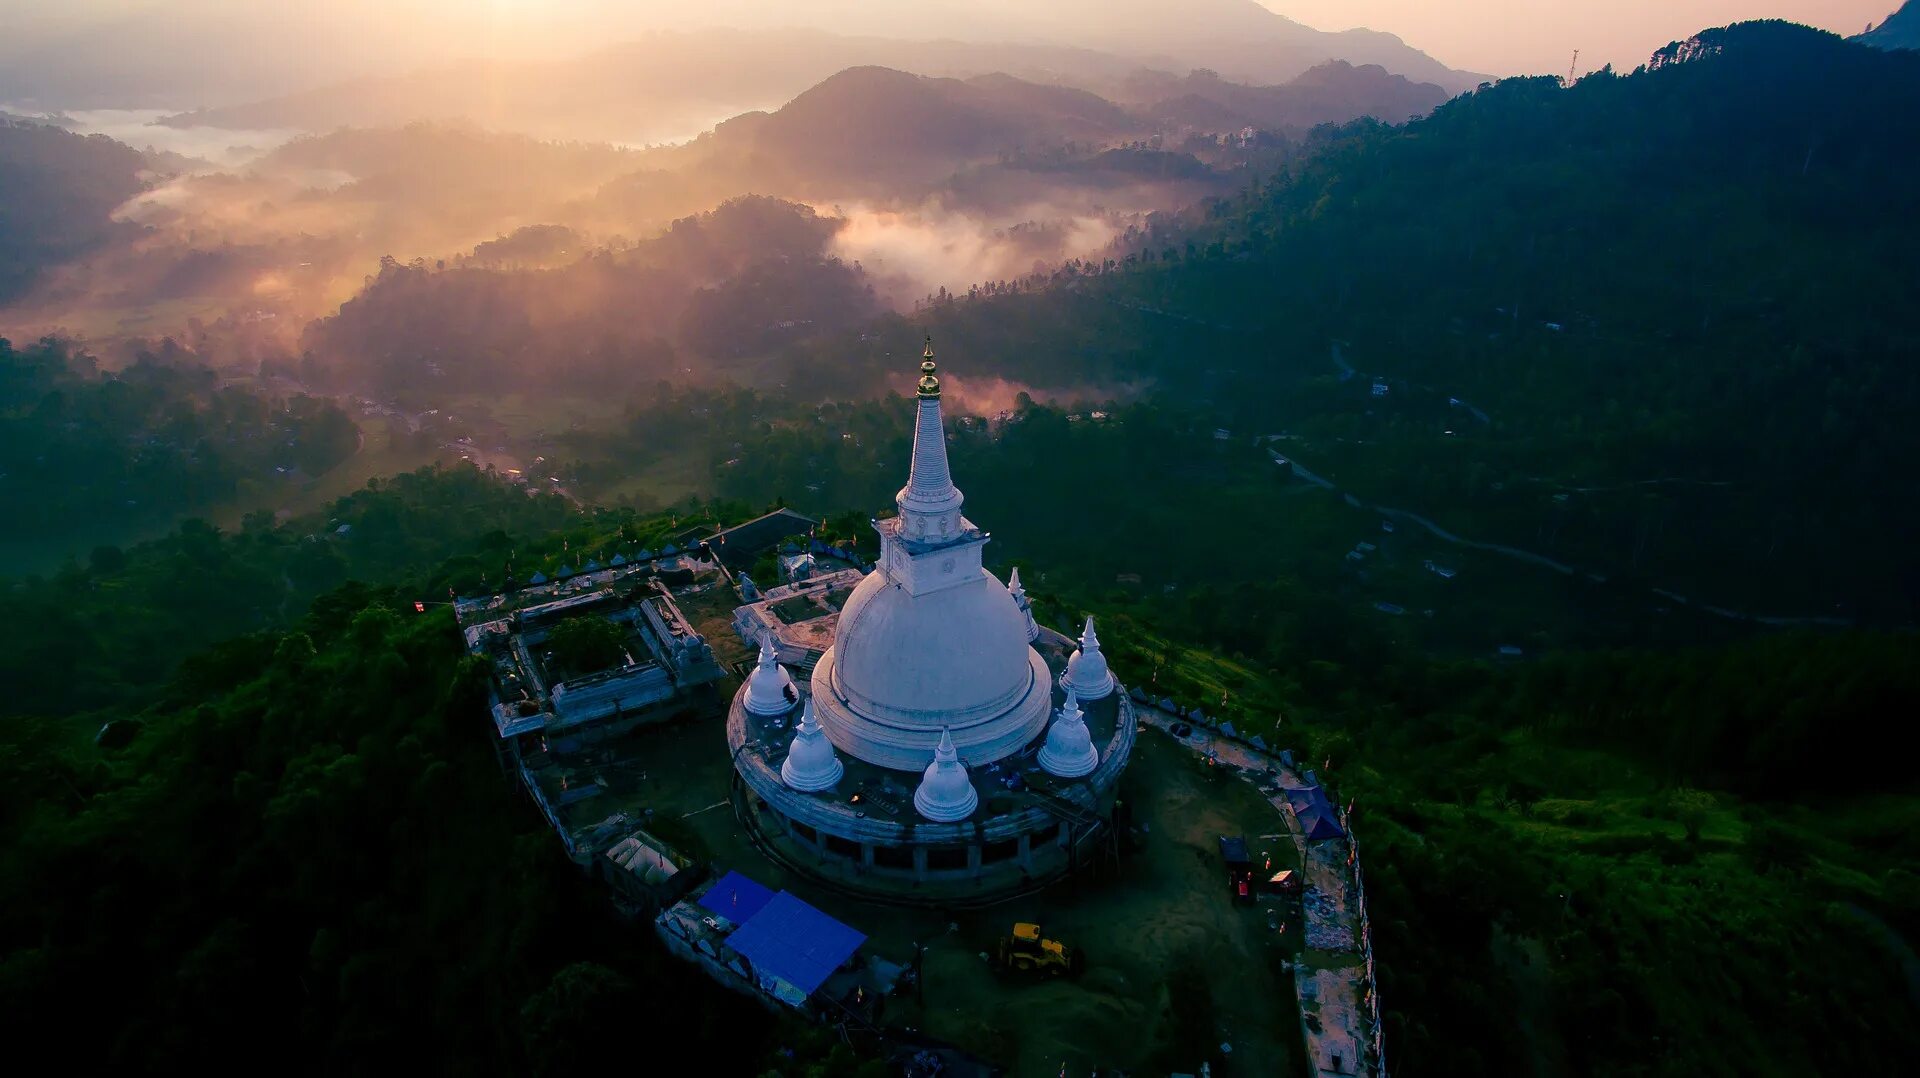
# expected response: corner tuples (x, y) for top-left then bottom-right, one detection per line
(824, 834), (861, 860)
(983, 837), (1019, 864)
(928, 846), (968, 872)
(791, 821), (818, 844)
(874, 844), (914, 870)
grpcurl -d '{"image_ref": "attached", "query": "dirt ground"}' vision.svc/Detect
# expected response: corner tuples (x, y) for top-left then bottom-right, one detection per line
(594, 713), (1307, 1076)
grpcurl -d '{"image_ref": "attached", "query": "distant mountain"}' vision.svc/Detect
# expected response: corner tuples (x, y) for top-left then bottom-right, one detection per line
(154, 24), (1472, 146)
(817, 21), (1920, 625)
(0, 118), (148, 304)
(1122, 61), (1448, 132)
(155, 29), (1054, 146)
(687, 67), (1138, 189)
(1859, 1), (1920, 49)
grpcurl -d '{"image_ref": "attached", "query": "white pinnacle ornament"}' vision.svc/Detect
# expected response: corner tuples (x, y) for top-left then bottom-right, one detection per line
(912, 728), (979, 822)
(1039, 689), (1099, 778)
(781, 699), (844, 792)
(1008, 567), (1039, 641)
(744, 633), (796, 715)
(1061, 615), (1115, 700)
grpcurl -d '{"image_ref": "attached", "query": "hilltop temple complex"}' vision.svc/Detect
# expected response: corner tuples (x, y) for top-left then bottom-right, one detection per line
(727, 342), (1135, 899)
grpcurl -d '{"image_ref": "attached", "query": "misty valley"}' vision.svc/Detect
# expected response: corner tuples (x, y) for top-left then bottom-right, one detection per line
(2, 5), (1918, 1077)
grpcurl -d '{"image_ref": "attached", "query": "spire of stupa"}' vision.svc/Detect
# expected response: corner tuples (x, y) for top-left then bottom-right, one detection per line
(895, 337), (964, 540)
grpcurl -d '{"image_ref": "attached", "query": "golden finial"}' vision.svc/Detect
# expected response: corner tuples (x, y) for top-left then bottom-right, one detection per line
(917, 335), (940, 398)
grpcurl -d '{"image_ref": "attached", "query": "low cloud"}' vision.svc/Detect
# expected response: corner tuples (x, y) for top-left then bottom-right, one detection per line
(822, 198), (1121, 308)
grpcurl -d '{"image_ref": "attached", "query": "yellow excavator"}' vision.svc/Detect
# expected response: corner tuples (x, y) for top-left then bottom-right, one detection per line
(996, 923), (1084, 977)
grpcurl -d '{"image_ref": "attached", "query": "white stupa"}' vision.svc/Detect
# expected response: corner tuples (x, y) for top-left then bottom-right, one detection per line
(809, 340), (1053, 770)
(1038, 689), (1099, 779)
(1061, 616), (1116, 700)
(744, 633), (796, 715)
(1008, 566), (1040, 642)
(781, 699), (844, 792)
(912, 728), (979, 822)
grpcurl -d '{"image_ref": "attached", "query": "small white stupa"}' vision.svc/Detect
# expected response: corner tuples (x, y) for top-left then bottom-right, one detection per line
(781, 699), (844, 792)
(744, 633), (797, 715)
(1038, 689), (1099, 779)
(1061, 615), (1116, 700)
(1008, 567), (1040, 641)
(912, 728), (979, 822)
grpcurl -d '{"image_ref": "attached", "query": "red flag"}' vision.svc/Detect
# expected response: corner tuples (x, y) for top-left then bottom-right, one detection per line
(413, 601), (426, 613)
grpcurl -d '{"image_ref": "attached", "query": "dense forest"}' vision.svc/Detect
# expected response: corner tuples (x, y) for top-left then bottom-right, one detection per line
(0, 479), (806, 1073)
(0, 336), (359, 556)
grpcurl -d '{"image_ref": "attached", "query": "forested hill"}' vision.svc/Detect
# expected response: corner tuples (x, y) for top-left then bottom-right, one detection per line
(0, 118), (148, 304)
(840, 21), (1920, 623)
(0, 336), (359, 560)
(300, 196), (878, 394)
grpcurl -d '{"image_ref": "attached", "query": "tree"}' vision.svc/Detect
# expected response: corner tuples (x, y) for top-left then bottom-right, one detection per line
(545, 617), (627, 676)
(519, 963), (641, 1076)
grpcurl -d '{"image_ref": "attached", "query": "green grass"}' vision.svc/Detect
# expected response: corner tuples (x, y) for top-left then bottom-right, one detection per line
(206, 427), (431, 532)
(456, 392), (630, 442)
(590, 446), (709, 507)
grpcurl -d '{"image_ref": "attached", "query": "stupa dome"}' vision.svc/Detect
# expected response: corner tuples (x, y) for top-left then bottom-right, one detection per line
(781, 699), (844, 792)
(744, 633), (796, 715)
(1038, 689), (1099, 779)
(809, 343), (1050, 771)
(1061, 616), (1116, 700)
(912, 728), (979, 822)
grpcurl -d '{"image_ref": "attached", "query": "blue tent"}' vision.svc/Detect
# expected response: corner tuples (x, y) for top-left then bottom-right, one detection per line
(725, 891), (866, 1004)
(697, 871), (775, 925)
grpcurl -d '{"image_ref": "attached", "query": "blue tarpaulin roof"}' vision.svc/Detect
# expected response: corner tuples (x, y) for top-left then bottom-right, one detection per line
(698, 871), (775, 924)
(1284, 784), (1347, 841)
(724, 891), (866, 997)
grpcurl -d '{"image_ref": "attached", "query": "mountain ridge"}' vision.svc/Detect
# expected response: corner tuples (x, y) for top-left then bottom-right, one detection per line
(1859, 0), (1920, 50)
(149, 24), (1477, 143)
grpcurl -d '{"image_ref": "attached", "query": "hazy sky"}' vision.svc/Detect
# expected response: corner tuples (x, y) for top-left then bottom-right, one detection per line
(1269, 1), (1895, 75)
(0, 1), (1902, 87)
